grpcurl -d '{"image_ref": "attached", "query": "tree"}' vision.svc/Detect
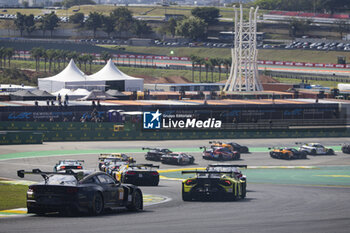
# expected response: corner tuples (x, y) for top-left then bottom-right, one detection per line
(132, 20), (153, 37)
(25, 14), (36, 36)
(176, 16), (207, 41)
(191, 7), (220, 24)
(111, 7), (134, 37)
(216, 58), (223, 81)
(22, 1), (29, 8)
(223, 58), (231, 79)
(62, 0), (95, 8)
(190, 54), (199, 82)
(0, 47), (4, 68)
(196, 57), (205, 83)
(79, 54), (89, 72)
(46, 49), (56, 73)
(209, 58), (218, 82)
(31, 47), (44, 71)
(4, 48), (14, 68)
(288, 18), (312, 38)
(14, 13), (26, 37)
(85, 12), (102, 38)
(101, 51), (112, 64)
(41, 12), (60, 37)
(321, 0), (347, 14)
(102, 15), (116, 38)
(87, 54), (95, 73)
(168, 17), (177, 37)
(335, 19), (350, 39)
(205, 60), (210, 82)
(42, 50), (48, 72)
(69, 12), (85, 26)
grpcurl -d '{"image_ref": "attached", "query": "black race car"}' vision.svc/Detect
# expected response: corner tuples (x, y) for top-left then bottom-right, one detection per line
(228, 142), (249, 153)
(341, 144), (350, 154)
(161, 152), (195, 165)
(17, 169), (143, 216)
(116, 164), (160, 186)
(142, 147), (172, 161)
(209, 141), (249, 153)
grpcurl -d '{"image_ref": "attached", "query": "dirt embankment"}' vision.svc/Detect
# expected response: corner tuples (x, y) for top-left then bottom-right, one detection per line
(134, 75), (191, 84)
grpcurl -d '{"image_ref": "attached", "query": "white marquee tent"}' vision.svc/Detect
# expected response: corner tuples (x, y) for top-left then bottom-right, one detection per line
(87, 59), (143, 92)
(38, 59), (143, 93)
(38, 59), (104, 93)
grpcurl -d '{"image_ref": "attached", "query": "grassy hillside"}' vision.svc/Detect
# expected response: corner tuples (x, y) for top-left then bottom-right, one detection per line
(101, 45), (350, 64)
(1, 5), (265, 18)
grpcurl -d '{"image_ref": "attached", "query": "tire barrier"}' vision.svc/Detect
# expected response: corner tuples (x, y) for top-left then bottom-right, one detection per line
(0, 132), (43, 145)
(0, 121), (349, 144)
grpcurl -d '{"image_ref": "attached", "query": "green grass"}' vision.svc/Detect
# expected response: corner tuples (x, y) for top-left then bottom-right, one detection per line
(0, 183), (27, 210)
(100, 45), (350, 64)
(6, 59), (227, 84)
(273, 77), (338, 88)
(2, 5), (266, 19)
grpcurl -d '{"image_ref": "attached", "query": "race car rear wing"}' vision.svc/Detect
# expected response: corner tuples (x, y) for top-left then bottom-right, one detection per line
(182, 170), (237, 174)
(207, 164), (247, 168)
(129, 164), (160, 168)
(17, 169), (84, 184)
(98, 153), (124, 160)
(58, 160), (84, 163)
(209, 141), (223, 145)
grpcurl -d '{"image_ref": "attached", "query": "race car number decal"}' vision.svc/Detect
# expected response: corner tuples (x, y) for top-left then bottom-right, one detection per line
(118, 188), (124, 200)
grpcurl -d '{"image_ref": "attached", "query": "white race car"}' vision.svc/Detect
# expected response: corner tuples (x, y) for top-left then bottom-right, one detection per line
(53, 160), (84, 172)
(298, 143), (335, 155)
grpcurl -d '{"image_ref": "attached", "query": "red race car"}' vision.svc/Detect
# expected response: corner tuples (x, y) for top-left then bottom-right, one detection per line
(201, 146), (240, 161)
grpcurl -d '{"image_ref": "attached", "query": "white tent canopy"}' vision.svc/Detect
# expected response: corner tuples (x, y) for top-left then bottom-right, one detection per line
(38, 59), (103, 92)
(73, 88), (91, 96)
(38, 59), (143, 93)
(87, 59), (143, 91)
(52, 88), (75, 96)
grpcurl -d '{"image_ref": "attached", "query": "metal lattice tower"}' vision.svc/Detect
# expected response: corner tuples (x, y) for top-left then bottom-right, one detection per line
(224, 5), (263, 92)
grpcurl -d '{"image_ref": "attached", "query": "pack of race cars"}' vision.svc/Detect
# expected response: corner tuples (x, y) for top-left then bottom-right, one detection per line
(269, 142), (336, 160)
(18, 141), (344, 216)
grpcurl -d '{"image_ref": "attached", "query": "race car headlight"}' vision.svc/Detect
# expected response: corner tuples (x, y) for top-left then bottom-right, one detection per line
(220, 180), (232, 186)
(185, 179), (197, 186)
(27, 188), (34, 199)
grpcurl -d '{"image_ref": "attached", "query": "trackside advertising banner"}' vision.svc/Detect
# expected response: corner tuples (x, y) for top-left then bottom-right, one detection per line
(143, 109), (222, 130)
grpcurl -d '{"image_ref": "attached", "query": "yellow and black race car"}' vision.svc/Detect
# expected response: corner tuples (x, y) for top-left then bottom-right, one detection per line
(98, 153), (135, 170)
(269, 147), (307, 160)
(113, 164), (160, 186)
(181, 170), (246, 201)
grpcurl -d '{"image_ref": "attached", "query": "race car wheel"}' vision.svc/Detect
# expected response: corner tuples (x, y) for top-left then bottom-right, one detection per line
(182, 184), (191, 201)
(152, 180), (159, 186)
(301, 152), (307, 159)
(327, 149), (335, 155)
(310, 149), (316, 155)
(231, 188), (239, 201)
(127, 190), (143, 211)
(241, 184), (246, 199)
(90, 192), (104, 215)
(189, 158), (194, 164)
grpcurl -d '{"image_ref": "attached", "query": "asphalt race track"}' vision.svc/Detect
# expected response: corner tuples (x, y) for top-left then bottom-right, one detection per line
(1, 138), (350, 233)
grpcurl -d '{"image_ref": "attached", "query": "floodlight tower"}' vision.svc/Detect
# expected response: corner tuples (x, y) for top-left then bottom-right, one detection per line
(224, 5), (263, 92)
